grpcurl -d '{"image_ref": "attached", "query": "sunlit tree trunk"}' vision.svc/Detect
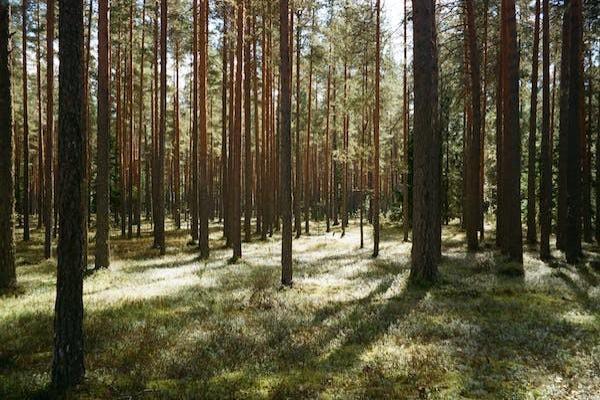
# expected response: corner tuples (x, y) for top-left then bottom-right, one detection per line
(410, 0), (440, 282)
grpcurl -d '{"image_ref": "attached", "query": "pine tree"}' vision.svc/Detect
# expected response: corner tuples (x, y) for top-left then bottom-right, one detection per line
(0, 0), (16, 289)
(410, 0), (440, 282)
(52, 0), (85, 388)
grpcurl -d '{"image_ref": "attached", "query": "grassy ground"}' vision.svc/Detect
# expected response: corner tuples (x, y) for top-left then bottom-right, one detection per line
(1, 219), (599, 399)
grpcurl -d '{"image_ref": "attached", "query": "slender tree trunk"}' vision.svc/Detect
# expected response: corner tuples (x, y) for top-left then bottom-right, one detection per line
(52, 0), (85, 388)
(156, 0), (167, 255)
(243, 0), (252, 243)
(341, 60), (348, 236)
(373, 0), (381, 257)
(221, 6), (229, 242)
(190, 0), (199, 243)
(44, 0), (55, 260)
(465, 0), (482, 251)
(526, 0), (540, 244)
(479, 0), (489, 240)
(557, 0), (571, 251)
(403, 0), (410, 242)
(22, 0), (30, 242)
(582, 58), (592, 243)
(280, 0), (292, 286)
(324, 44), (331, 233)
(410, 0), (440, 283)
(253, 13), (261, 235)
(294, 11), (302, 238)
(0, 1), (16, 289)
(231, 0), (243, 260)
(198, 0), (209, 257)
(173, 42), (181, 230)
(35, 2), (43, 230)
(595, 92), (600, 244)
(137, 0), (147, 237)
(95, 0), (110, 269)
(304, 10), (314, 235)
(539, 0), (551, 259)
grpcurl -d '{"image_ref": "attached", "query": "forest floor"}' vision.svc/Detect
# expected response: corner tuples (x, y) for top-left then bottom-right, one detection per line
(1, 220), (599, 399)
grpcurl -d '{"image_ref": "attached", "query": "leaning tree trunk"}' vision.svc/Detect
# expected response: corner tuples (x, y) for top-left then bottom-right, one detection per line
(410, 0), (440, 283)
(0, 0), (16, 289)
(52, 0), (85, 388)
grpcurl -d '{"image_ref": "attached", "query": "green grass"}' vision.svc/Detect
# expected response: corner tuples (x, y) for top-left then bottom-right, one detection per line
(1, 220), (599, 399)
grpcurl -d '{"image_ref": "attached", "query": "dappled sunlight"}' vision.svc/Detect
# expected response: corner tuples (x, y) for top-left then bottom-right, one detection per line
(2, 221), (599, 398)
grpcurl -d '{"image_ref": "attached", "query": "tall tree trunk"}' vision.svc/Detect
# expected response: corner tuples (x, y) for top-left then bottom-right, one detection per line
(243, 0), (252, 243)
(539, 0), (551, 259)
(500, 0), (523, 263)
(0, 1), (16, 289)
(280, 0), (292, 287)
(557, 0), (571, 251)
(156, 0), (167, 255)
(137, 0), (147, 237)
(324, 43), (331, 233)
(95, 0), (110, 269)
(22, 0), (30, 242)
(373, 0), (381, 257)
(304, 10), (314, 235)
(174, 41), (181, 230)
(231, 0), (243, 260)
(526, 0), (541, 244)
(465, 0), (482, 251)
(35, 2), (43, 230)
(402, 0), (410, 242)
(595, 92), (600, 244)
(564, 0), (583, 264)
(44, 0), (55, 260)
(410, 0), (440, 282)
(221, 5), (229, 242)
(52, 0), (85, 388)
(191, 0), (199, 243)
(582, 58), (592, 243)
(198, 0), (209, 257)
(294, 10), (302, 238)
(479, 0), (489, 239)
